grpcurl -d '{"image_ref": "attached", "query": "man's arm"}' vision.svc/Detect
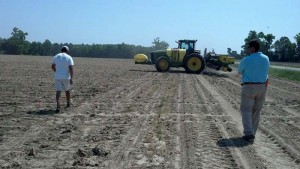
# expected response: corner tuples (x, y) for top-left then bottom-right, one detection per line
(51, 64), (56, 72)
(237, 60), (245, 74)
(69, 65), (73, 84)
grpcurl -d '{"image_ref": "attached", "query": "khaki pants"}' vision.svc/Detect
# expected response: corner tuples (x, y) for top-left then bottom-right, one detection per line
(240, 84), (267, 136)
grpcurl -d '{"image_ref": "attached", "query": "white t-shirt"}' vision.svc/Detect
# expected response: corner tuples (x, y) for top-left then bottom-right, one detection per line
(52, 53), (74, 80)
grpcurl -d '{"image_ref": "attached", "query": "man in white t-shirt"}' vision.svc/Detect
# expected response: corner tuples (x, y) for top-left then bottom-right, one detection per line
(51, 46), (74, 112)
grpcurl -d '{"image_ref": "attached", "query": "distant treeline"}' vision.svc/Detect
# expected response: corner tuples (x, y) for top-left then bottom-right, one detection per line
(0, 27), (169, 58)
(236, 30), (300, 62)
(0, 27), (299, 62)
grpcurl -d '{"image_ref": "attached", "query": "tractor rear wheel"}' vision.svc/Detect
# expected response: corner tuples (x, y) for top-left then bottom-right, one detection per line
(184, 54), (205, 73)
(155, 56), (170, 72)
(222, 66), (228, 72)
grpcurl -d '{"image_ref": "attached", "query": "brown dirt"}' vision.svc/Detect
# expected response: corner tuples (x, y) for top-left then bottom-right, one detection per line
(0, 55), (299, 168)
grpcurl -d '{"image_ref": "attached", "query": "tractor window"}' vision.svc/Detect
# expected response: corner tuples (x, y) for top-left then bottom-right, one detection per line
(181, 42), (194, 50)
(188, 43), (194, 50)
(181, 42), (188, 49)
(179, 41), (195, 51)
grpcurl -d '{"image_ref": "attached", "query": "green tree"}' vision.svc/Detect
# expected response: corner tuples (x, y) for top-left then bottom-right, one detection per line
(41, 39), (52, 56)
(4, 27), (30, 55)
(274, 37), (296, 62)
(0, 38), (6, 54)
(51, 43), (61, 55)
(28, 41), (42, 55)
(1, 28), (172, 58)
(242, 30), (258, 53)
(151, 37), (169, 51)
(263, 33), (275, 56)
(294, 33), (300, 62)
(227, 48), (232, 55)
(242, 30), (275, 60)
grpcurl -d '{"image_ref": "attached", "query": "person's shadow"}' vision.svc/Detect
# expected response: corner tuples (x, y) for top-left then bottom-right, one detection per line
(27, 109), (59, 116)
(217, 137), (253, 148)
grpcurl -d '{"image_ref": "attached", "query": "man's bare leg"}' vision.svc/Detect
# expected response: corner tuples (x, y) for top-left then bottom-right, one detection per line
(56, 91), (61, 112)
(66, 90), (71, 107)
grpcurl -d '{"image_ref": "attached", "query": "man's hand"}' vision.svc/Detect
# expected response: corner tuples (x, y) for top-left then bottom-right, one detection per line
(69, 65), (73, 85)
(51, 64), (56, 72)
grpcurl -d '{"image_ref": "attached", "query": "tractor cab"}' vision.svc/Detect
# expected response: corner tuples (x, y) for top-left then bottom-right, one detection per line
(177, 40), (197, 53)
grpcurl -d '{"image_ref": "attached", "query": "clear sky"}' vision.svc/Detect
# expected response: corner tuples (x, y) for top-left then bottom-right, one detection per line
(0, 0), (299, 54)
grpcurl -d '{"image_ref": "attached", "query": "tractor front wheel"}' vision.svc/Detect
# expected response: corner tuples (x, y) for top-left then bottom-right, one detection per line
(155, 56), (170, 72)
(184, 54), (206, 73)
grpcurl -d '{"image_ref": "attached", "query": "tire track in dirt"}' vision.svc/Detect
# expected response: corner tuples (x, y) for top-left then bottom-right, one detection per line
(107, 73), (180, 168)
(174, 73), (183, 169)
(174, 74), (234, 168)
(125, 73), (184, 169)
(192, 75), (253, 169)
(67, 72), (165, 168)
(135, 72), (248, 169)
(108, 93), (161, 168)
(204, 73), (300, 168)
(144, 73), (243, 169)
(198, 74), (299, 168)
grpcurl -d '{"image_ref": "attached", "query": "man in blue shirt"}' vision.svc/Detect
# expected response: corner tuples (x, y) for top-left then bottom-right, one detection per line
(238, 39), (270, 142)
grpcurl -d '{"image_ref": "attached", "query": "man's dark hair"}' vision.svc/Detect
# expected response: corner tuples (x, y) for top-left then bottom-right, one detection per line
(248, 39), (260, 52)
(61, 46), (69, 52)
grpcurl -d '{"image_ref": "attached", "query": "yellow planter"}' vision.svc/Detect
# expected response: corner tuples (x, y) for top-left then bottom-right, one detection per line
(218, 55), (235, 64)
(134, 54), (148, 63)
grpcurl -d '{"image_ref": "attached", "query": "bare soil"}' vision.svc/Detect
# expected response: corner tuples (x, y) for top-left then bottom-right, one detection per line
(0, 55), (299, 169)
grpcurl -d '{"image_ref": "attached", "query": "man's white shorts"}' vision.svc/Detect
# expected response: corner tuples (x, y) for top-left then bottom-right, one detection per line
(55, 79), (71, 91)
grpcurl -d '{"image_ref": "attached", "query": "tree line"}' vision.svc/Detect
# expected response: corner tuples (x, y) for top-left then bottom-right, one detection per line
(229, 30), (300, 62)
(0, 27), (169, 59)
(0, 27), (299, 62)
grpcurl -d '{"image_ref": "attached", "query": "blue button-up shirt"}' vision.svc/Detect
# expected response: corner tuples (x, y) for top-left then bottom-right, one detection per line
(238, 52), (270, 83)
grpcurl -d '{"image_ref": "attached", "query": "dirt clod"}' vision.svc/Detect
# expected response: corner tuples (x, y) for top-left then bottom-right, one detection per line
(92, 146), (109, 157)
(27, 148), (35, 156)
(77, 148), (87, 157)
(61, 129), (72, 134)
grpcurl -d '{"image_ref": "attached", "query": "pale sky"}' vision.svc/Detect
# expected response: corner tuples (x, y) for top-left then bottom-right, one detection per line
(1, 0), (299, 54)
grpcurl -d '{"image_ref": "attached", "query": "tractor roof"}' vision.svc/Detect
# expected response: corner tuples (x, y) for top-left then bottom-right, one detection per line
(178, 39), (197, 43)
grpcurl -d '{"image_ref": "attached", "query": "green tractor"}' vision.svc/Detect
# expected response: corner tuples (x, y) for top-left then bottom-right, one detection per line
(134, 39), (235, 73)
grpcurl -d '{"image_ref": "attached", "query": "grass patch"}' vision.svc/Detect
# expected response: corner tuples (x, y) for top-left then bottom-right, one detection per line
(269, 68), (300, 83)
(270, 62), (300, 68)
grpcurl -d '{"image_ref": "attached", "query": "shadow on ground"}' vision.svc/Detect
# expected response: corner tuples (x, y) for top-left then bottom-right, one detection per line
(129, 69), (157, 72)
(202, 70), (229, 78)
(129, 68), (231, 77)
(27, 109), (59, 116)
(129, 69), (187, 74)
(217, 137), (253, 148)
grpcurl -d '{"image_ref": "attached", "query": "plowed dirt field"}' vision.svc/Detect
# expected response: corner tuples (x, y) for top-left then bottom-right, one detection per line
(0, 55), (300, 169)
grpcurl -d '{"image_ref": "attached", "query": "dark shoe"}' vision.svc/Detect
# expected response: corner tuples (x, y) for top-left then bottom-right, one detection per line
(55, 107), (61, 113)
(67, 102), (71, 108)
(242, 135), (255, 141)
